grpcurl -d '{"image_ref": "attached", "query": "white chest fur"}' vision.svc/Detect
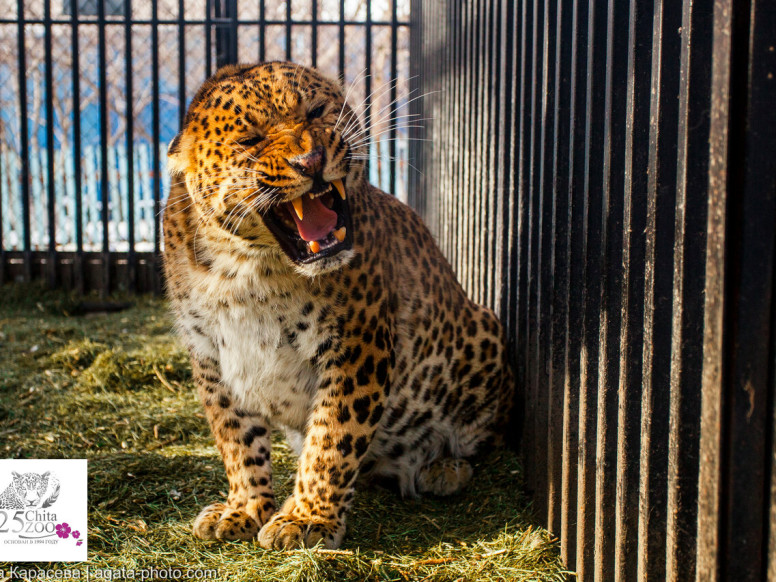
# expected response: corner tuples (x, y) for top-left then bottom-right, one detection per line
(215, 300), (319, 430)
(174, 246), (330, 432)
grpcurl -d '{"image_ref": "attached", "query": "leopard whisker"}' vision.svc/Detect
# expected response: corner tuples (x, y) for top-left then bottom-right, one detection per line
(346, 121), (434, 147)
(342, 90), (436, 143)
(339, 76), (400, 138)
(334, 68), (369, 133)
(344, 85), (422, 139)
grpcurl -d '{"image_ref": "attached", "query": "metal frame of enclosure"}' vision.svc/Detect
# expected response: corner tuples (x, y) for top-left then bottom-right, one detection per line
(410, 0), (776, 580)
(0, 0), (409, 293)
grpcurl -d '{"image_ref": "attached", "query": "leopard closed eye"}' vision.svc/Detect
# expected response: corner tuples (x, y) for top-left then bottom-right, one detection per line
(162, 61), (515, 550)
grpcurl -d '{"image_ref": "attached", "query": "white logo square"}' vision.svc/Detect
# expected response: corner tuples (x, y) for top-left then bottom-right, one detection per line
(0, 459), (88, 562)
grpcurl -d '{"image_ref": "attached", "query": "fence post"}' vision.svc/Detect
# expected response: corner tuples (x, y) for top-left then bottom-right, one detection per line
(215, 0), (238, 69)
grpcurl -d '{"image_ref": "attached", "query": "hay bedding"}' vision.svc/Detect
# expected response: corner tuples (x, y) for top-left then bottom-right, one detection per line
(0, 284), (570, 581)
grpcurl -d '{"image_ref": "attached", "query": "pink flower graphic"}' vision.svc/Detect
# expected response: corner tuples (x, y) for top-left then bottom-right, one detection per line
(55, 523), (71, 539)
(72, 530), (80, 539)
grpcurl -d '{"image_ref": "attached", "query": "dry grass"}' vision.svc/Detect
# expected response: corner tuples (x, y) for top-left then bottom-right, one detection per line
(0, 283), (572, 581)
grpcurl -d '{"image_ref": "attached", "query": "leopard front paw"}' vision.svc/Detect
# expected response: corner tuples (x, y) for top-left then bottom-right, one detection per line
(193, 502), (271, 541)
(257, 511), (343, 550)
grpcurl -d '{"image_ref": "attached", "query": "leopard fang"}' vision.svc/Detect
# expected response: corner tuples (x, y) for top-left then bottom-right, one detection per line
(292, 198), (304, 220)
(332, 179), (346, 200)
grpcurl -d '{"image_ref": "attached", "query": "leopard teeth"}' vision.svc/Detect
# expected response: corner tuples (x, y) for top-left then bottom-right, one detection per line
(333, 227), (346, 242)
(308, 241), (321, 253)
(291, 198), (304, 220)
(332, 179), (346, 200)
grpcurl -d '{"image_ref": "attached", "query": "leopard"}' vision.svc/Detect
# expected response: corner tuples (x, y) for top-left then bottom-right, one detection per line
(162, 61), (515, 550)
(0, 472), (58, 510)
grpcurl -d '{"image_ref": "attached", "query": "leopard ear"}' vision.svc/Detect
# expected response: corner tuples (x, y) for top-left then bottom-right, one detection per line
(167, 132), (192, 177)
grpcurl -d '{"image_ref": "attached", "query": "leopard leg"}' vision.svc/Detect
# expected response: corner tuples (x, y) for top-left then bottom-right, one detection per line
(258, 304), (393, 550)
(191, 355), (276, 541)
(416, 458), (473, 496)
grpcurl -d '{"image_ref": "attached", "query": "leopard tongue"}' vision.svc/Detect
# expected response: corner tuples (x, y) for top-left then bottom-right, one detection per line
(284, 196), (338, 242)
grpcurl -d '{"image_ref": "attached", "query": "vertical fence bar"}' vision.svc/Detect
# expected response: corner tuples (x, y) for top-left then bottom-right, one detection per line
(215, 0), (238, 68)
(125, 0), (137, 292)
(593, 0), (629, 577)
(338, 0), (345, 81)
(43, 0), (56, 287)
(473, 0), (486, 302)
(540, 0), (556, 539)
(525, 0), (543, 524)
(311, 0), (318, 68)
(285, 0), (292, 61)
(548, 0), (572, 542)
(178, 0), (186, 126)
(71, 0), (84, 293)
(665, 0), (713, 579)
(98, 0), (110, 295)
(388, 0), (398, 196)
(617, 0), (652, 579)
(205, 0), (213, 77)
(152, 0), (161, 294)
(570, 0), (593, 573)
(561, 0), (588, 569)
(259, 0), (265, 62)
(16, 0), (30, 282)
(460, 0), (473, 294)
(364, 0), (372, 180)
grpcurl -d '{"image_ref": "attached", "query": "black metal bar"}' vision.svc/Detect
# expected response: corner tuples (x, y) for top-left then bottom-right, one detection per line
(215, 0), (238, 68)
(70, 0), (84, 294)
(617, 1), (653, 579)
(543, 0), (563, 539)
(567, 0), (591, 572)
(125, 0), (136, 292)
(363, 0), (372, 180)
(643, 0), (683, 577)
(525, 0), (544, 525)
(483, 0), (496, 306)
(615, 0), (653, 577)
(178, 0), (186, 126)
(663, 1), (713, 580)
(43, 0), (56, 288)
(460, 0), (473, 292)
(152, 0), (161, 294)
(716, 2), (773, 580)
(311, 0), (318, 68)
(550, 0), (573, 548)
(259, 0), (265, 62)
(593, 0), (628, 576)
(16, 0), (30, 282)
(205, 0), (212, 76)
(98, 0), (110, 295)
(515, 0), (531, 504)
(286, 0), (292, 60)
(389, 0), (398, 195)
(338, 0), (345, 81)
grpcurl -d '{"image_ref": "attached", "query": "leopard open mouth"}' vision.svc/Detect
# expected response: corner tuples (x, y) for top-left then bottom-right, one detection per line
(261, 178), (353, 264)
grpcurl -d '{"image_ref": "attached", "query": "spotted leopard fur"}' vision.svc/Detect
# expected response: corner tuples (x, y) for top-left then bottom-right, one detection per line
(163, 62), (515, 550)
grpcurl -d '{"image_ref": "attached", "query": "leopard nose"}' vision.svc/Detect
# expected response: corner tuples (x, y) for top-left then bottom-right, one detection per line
(289, 146), (325, 177)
